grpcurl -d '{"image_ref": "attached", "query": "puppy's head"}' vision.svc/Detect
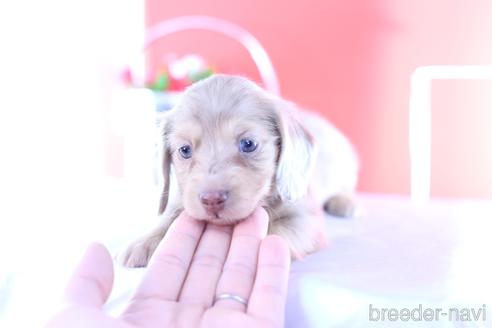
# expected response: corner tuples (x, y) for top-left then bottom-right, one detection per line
(158, 75), (315, 225)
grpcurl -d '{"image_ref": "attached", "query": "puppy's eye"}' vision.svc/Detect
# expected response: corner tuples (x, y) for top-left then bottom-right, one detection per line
(239, 138), (258, 153)
(179, 145), (192, 159)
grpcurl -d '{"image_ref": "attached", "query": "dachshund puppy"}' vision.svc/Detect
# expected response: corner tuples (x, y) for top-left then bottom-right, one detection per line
(121, 74), (358, 267)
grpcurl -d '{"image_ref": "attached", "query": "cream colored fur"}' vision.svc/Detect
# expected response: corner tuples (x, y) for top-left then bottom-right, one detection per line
(121, 74), (358, 267)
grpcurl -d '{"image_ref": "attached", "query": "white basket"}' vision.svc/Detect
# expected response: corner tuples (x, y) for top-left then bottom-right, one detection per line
(131, 15), (281, 99)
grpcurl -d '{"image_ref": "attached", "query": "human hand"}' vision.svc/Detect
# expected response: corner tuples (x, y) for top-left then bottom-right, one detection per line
(46, 208), (290, 328)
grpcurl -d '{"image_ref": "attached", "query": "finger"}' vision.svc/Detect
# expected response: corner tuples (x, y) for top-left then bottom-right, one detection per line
(247, 235), (290, 327)
(178, 224), (233, 306)
(214, 207), (269, 311)
(64, 243), (114, 308)
(133, 212), (205, 301)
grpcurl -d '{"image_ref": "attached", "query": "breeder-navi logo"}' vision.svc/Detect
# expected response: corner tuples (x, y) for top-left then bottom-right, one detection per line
(369, 304), (487, 322)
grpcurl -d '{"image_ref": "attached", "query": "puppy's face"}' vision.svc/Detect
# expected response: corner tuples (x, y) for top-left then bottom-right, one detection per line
(165, 77), (280, 225)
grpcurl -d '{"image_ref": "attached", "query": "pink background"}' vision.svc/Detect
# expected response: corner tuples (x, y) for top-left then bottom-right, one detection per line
(145, 0), (492, 197)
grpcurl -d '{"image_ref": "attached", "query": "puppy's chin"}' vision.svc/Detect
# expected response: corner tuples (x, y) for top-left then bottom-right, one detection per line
(185, 205), (257, 226)
(202, 217), (244, 226)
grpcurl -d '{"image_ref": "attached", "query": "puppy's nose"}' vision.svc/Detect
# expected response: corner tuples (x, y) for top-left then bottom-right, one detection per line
(200, 190), (229, 212)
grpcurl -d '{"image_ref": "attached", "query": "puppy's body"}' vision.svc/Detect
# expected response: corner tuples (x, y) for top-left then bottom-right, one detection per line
(122, 75), (358, 267)
(299, 110), (358, 207)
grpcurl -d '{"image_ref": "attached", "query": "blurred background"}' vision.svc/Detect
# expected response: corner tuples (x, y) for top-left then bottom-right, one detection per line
(1, 0), (491, 204)
(0, 0), (491, 325)
(142, 0), (492, 198)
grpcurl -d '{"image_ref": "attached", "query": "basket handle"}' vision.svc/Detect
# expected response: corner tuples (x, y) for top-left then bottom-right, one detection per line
(141, 15), (280, 95)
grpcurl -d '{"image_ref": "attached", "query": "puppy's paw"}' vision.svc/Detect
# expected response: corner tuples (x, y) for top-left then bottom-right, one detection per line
(118, 235), (162, 268)
(323, 194), (356, 218)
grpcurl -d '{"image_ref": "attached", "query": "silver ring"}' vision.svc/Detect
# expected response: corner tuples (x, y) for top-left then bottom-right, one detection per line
(214, 293), (248, 305)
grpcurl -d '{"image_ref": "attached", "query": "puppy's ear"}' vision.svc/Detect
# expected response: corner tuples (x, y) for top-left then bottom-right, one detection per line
(157, 114), (172, 216)
(274, 100), (317, 201)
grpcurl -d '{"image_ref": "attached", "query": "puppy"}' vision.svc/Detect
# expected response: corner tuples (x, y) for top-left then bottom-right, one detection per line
(121, 74), (358, 267)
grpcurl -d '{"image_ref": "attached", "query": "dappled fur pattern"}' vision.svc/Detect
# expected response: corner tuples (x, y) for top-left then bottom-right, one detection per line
(121, 75), (358, 267)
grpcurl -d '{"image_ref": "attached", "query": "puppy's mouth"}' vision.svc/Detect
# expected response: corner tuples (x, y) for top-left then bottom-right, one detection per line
(203, 209), (238, 225)
(205, 209), (222, 220)
(185, 191), (262, 225)
(196, 206), (254, 226)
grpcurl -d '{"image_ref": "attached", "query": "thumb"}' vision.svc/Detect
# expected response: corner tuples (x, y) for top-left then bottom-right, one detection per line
(63, 242), (114, 308)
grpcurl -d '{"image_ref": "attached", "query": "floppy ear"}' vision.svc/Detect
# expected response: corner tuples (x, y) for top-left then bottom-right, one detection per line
(274, 100), (317, 201)
(157, 114), (172, 216)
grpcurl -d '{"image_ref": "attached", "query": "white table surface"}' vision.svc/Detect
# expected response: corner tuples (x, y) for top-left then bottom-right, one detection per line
(1, 181), (491, 327)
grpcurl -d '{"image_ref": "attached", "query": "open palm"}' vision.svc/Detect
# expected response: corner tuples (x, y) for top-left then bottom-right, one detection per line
(46, 208), (290, 328)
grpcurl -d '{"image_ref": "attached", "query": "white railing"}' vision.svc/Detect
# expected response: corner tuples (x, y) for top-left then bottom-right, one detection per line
(409, 65), (492, 203)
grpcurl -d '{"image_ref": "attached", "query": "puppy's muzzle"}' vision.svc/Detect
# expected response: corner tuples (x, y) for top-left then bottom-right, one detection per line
(200, 190), (229, 214)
